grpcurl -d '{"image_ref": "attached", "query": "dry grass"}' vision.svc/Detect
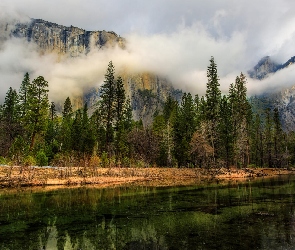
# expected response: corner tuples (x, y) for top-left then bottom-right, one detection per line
(0, 165), (294, 189)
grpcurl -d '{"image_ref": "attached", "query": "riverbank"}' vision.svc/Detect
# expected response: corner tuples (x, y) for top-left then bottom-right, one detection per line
(0, 165), (294, 189)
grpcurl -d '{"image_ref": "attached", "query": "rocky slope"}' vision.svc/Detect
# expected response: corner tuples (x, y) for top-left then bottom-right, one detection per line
(249, 56), (295, 131)
(248, 56), (295, 80)
(3, 18), (181, 124)
(11, 18), (125, 57)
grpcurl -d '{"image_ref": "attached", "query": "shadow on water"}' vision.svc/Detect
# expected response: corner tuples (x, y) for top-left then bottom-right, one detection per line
(1, 176), (295, 249)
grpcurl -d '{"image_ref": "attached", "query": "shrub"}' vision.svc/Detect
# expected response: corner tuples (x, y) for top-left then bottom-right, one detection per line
(89, 155), (101, 168)
(0, 156), (8, 165)
(23, 155), (36, 167)
(36, 151), (48, 167)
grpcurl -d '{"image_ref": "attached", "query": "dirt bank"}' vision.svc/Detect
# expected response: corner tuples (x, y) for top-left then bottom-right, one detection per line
(0, 166), (294, 189)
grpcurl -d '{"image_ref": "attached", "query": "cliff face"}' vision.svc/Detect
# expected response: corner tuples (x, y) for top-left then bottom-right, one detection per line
(248, 56), (281, 80)
(249, 56), (295, 80)
(5, 18), (181, 124)
(249, 56), (295, 131)
(250, 87), (295, 132)
(11, 19), (125, 57)
(86, 72), (182, 125)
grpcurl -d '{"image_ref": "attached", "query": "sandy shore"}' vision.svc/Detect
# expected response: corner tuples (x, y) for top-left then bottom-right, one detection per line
(0, 165), (294, 189)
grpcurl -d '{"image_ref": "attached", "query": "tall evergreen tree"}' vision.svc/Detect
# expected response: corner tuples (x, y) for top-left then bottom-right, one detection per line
(23, 76), (50, 150)
(60, 97), (73, 153)
(218, 95), (234, 167)
(228, 73), (251, 167)
(62, 97), (73, 118)
(99, 61), (116, 155)
(273, 107), (284, 167)
(203, 56), (221, 162)
(0, 87), (21, 155)
(114, 76), (126, 161)
(173, 93), (197, 167)
(19, 72), (30, 118)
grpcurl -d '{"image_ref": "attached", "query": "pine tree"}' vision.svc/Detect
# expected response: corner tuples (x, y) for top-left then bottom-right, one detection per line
(99, 61), (116, 155)
(60, 97), (73, 153)
(204, 56), (221, 162)
(45, 102), (59, 162)
(0, 87), (21, 155)
(19, 72), (30, 118)
(218, 95), (234, 167)
(229, 73), (251, 167)
(62, 97), (73, 118)
(273, 107), (284, 167)
(265, 108), (273, 168)
(114, 76), (126, 161)
(250, 114), (264, 167)
(173, 93), (197, 167)
(23, 76), (50, 150)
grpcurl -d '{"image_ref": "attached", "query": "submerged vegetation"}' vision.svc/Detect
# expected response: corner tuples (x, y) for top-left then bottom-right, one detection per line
(0, 57), (294, 169)
(1, 176), (295, 249)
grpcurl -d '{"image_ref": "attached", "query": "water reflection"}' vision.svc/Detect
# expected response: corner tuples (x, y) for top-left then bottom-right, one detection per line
(0, 176), (295, 249)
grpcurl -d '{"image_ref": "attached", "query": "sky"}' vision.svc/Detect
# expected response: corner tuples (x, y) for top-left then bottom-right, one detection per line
(1, 0), (295, 101)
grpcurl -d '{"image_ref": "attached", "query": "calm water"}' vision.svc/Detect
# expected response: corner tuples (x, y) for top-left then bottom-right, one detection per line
(1, 176), (295, 250)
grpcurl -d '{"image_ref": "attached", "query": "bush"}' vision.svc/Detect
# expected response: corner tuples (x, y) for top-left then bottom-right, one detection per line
(0, 156), (8, 165)
(23, 155), (36, 167)
(36, 151), (48, 167)
(89, 155), (101, 168)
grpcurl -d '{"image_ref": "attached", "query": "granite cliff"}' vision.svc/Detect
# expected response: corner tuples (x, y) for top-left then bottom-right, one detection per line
(11, 18), (125, 57)
(2, 18), (181, 124)
(249, 56), (295, 131)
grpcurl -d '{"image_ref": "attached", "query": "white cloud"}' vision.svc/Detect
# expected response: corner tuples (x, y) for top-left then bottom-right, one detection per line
(1, 0), (295, 101)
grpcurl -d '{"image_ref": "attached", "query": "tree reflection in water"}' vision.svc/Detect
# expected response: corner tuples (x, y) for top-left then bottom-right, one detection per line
(0, 176), (295, 249)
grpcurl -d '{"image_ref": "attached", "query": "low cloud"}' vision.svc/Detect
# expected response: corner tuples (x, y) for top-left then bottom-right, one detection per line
(1, 1), (295, 102)
(0, 24), (249, 102)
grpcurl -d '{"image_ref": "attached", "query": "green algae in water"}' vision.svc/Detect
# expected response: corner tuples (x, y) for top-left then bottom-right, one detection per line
(0, 176), (295, 249)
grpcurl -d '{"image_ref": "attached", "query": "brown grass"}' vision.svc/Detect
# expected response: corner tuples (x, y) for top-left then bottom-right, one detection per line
(0, 165), (294, 189)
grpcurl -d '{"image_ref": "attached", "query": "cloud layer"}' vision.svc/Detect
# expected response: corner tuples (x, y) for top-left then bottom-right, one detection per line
(1, 1), (295, 101)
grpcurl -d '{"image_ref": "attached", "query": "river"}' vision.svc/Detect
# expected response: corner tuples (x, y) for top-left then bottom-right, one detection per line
(0, 176), (295, 249)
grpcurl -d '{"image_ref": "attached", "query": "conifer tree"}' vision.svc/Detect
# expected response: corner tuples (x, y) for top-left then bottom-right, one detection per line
(99, 61), (116, 155)
(229, 73), (251, 167)
(19, 72), (30, 118)
(62, 97), (73, 118)
(22, 76), (49, 150)
(0, 87), (21, 155)
(114, 76), (126, 161)
(173, 93), (197, 167)
(204, 56), (221, 162)
(60, 97), (73, 153)
(273, 107), (284, 167)
(218, 95), (234, 167)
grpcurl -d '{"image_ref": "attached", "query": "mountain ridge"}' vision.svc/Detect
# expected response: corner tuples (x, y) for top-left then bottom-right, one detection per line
(2, 18), (182, 125)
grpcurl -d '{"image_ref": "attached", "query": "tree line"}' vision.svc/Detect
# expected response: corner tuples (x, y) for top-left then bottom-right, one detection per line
(0, 58), (294, 168)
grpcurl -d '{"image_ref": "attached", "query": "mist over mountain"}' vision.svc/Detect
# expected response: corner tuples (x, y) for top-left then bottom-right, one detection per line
(249, 56), (295, 80)
(0, 17), (182, 124)
(249, 55), (295, 131)
(2, 15), (295, 128)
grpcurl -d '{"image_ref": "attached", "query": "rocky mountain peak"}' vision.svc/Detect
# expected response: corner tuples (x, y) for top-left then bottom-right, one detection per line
(10, 18), (125, 57)
(2, 17), (181, 124)
(248, 56), (281, 80)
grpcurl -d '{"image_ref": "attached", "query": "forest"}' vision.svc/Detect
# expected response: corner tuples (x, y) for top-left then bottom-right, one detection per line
(0, 57), (294, 169)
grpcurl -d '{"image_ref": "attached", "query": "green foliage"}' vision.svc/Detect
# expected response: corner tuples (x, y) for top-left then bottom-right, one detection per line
(0, 156), (8, 165)
(173, 93), (197, 167)
(62, 97), (73, 118)
(0, 59), (290, 169)
(36, 150), (48, 166)
(23, 155), (36, 167)
(22, 76), (50, 150)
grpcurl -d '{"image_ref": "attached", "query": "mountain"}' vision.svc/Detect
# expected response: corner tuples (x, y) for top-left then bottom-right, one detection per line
(248, 56), (295, 80)
(2, 18), (181, 125)
(249, 56), (295, 131)
(11, 18), (125, 56)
